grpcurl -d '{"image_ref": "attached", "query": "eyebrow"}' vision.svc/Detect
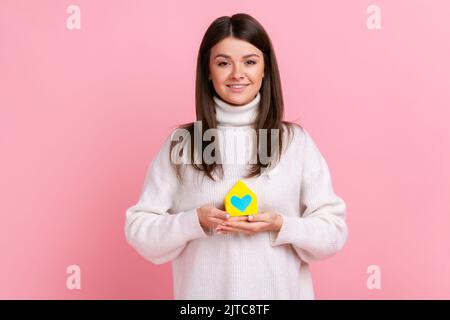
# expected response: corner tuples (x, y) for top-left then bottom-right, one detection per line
(213, 53), (260, 59)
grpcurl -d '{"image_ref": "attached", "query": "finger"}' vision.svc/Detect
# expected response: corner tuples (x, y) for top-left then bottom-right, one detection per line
(209, 217), (227, 225)
(221, 220), (265, 231)
(248, 213), (269, 222)
(217, 225), (253, 235)
(226, 216), (249, 222)
(211, 208), (230, 220)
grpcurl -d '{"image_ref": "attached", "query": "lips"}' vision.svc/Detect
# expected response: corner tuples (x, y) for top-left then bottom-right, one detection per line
(227, 84), (250, 87)
(226, 84), (250, 90)
(226, 84), (249, 93)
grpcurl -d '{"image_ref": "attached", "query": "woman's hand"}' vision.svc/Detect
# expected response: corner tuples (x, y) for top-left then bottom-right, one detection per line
(216, 210), (283, 235)
(196, 204), (231, 233)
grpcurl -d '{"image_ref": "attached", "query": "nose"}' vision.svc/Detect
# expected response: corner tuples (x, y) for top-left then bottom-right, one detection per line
(230, 64), (245, 80)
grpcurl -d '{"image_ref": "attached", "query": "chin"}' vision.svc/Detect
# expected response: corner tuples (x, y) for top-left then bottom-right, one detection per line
(221, 93), (255, 106)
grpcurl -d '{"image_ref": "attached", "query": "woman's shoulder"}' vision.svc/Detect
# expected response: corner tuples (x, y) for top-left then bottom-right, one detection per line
(160, 123), (194, 154)
(281, 121), (308, 150)
(281, 122), (327, 165)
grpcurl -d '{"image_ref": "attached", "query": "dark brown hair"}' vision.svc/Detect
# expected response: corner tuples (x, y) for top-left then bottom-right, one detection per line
(170, 13), (296, 182)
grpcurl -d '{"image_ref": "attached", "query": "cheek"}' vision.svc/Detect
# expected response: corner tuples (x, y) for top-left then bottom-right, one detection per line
(250, 66), (265, 82)
(210, 66), (228, 82)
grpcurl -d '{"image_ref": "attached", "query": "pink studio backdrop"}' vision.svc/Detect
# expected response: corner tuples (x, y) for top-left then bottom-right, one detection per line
(1, 0), (449, 299)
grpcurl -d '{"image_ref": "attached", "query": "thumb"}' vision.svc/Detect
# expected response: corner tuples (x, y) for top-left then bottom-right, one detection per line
(249, 213), (271, 222)
(247, 214), (261, 221)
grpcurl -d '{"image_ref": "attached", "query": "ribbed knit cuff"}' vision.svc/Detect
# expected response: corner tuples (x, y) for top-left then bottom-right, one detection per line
(181, 208), (211, 239)
(269, 214), (306, 247)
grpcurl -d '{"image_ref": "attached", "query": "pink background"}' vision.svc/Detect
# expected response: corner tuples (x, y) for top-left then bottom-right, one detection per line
(1, 0), (449, 299)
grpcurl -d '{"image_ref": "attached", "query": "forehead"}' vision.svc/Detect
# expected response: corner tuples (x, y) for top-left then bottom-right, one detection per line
(210, 37), (262, 58)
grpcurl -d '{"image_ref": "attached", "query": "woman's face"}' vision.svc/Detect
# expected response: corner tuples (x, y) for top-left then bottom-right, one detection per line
(209, 37), (265, 106)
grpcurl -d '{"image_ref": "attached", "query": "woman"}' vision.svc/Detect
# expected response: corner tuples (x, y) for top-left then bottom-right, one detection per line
(125, 13), (348, 300)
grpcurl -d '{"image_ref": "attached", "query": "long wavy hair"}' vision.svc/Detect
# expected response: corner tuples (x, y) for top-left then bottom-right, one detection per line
(170, 13), (296, 182)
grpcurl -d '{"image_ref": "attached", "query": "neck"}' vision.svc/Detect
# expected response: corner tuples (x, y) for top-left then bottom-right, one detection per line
(214, 92), (261, 127)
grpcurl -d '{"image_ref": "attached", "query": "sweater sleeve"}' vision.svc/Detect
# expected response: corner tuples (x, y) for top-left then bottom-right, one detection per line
(124, 132), (210, 265)
(269, 127), (348, 263)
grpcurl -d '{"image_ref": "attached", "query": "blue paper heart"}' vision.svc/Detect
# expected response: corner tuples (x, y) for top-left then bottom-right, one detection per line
(231, 194), (252, 212)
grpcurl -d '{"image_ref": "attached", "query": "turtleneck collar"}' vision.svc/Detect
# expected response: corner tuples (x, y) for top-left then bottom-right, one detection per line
(213, 92), (261, 127)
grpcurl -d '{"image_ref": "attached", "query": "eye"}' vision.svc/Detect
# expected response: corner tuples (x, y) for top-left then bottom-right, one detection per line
(217, 60), (256, 67)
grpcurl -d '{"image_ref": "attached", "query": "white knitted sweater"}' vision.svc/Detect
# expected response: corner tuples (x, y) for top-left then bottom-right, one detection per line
(125, 92), (348, 299)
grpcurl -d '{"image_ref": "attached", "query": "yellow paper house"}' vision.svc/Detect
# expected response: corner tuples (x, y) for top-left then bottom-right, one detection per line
(225, 180), (258, 217)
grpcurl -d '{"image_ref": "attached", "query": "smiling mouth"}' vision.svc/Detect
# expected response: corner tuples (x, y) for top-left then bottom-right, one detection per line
(226, 84), (250, 88)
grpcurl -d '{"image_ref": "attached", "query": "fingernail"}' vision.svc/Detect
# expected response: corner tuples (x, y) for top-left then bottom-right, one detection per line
(225, 214), (230, 218)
